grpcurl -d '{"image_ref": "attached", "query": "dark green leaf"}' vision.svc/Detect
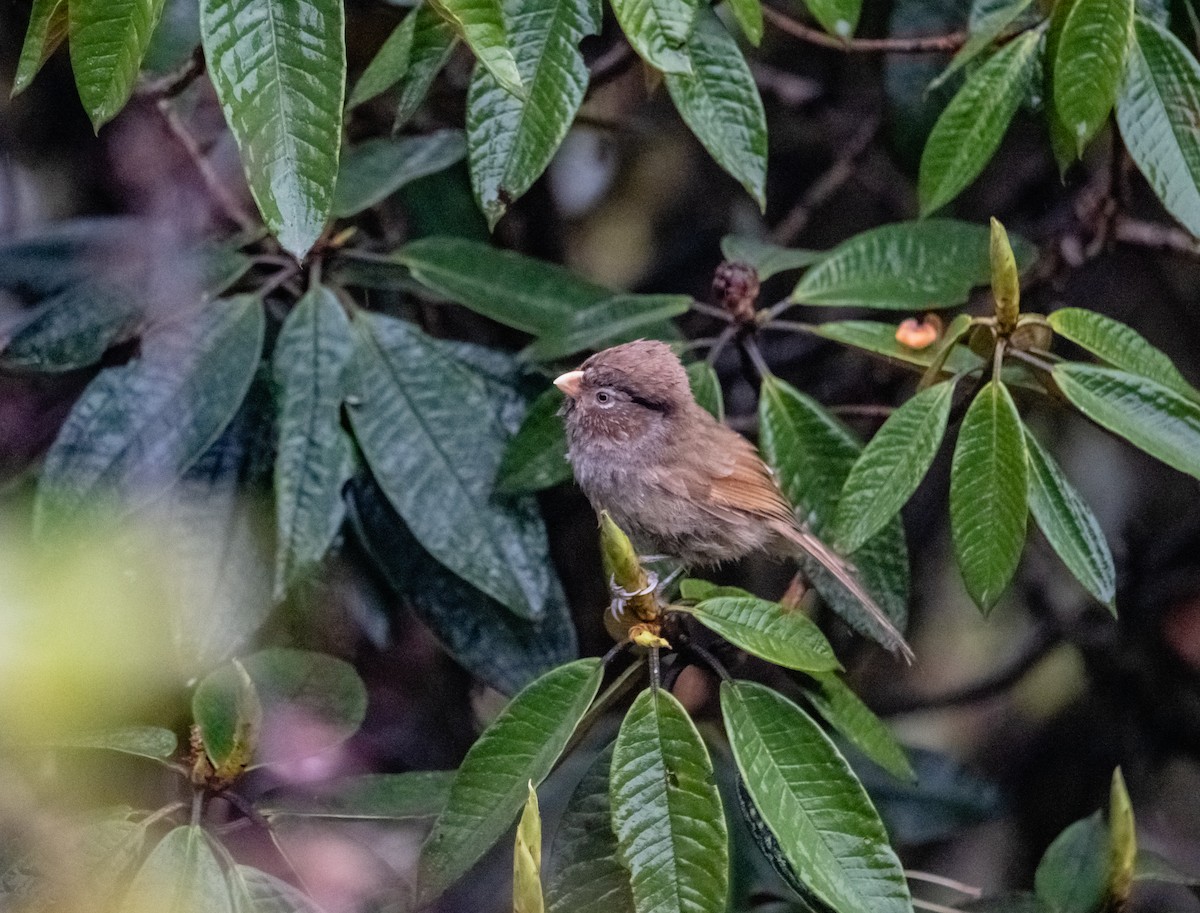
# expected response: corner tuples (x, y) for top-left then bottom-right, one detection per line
(1049, 307), (1199, 400)
(919, 30), (1042, 215)
(610, 687), (729, 913)
(396, 5), (460, 126)
(834, 379), (957, 553)
(51, 726), (178, 760)
(1053, 363), (1200, 480)
(272, 286), (354, 601)
(1054, 0), (1134, 154)
(814, 320), (984, 373)
(931, 0), (1036, 92)
(349, 10), (417, 108)
(497, 388), (572, 494)
(466, 0), (597, 227)
(610, 0), (698, 73)
(664, 8), (768, 209)
(0, 217), (145, 297)
(68, 0), (166, 129)
(689, 596), (841, 672)
(719, 236), (823, 281)
(722, 681), (911, 913)
(949, 380), (1028, 612)
(34, 296), (265, 534)
(1024, 429), (1116, 610)
(347, 313), (559, 618)
(428, 0), (524, 97)
(0, 283), (140, 373)
(546, 744), (634, 913)
(792, 219), (1036, 309)
(334, 131), (467, 218)
(801, 673), (916, 782)
(679, 579), (754, 601)
(1034, 812), (1107, 913)
(259, 771), (455, 819)
(1044, 0), (1083, 172)
(201, 0), (345, 257)
(521, 294), (691, 361)
(417, 658), (603, 905)
(122, 826), (234, 913)
(802, 0), (863, 37)
(12, 0), (68, 96)
(685, 361), (724, 421)
(726, 0), (763, 44)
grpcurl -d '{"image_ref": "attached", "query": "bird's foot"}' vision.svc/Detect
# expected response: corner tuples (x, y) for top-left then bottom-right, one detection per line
(609, 572), (658, 619)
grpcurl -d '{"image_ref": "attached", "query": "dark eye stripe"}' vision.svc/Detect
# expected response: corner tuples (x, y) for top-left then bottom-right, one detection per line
(609, 384), (670, 413)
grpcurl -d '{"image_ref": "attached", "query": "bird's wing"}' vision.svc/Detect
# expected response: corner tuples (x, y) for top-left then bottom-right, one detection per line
(703, 433), (797, 523)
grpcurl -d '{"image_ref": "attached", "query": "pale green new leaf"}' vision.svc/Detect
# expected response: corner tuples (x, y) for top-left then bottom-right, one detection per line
(719, 235), (823, 280)
(803, 0), (862, 38)
(688, 596), (841, 672)
(521, 294), (691, 361)
(919, 30), (1042, 215)
(120, 826), (233, 913)
(665, 8), (768, 210)
(201, 0), (346, 258)
(514, 784), (544, 913)
(349, 10), (417, 108)
(429, 0), (524, 97)
(417, 659), (603, 905)
(69, 0), (167, 129)
(834, 379), (957, 553)
(51, 726), (178, 760)
(802, 673), (915, 781)
(334, 130), (466, 217)
(930, 0), (1036, 92)
(610, 687), (729, 913)
(12, 0), (68, 96)
(496, 388), (572, 495)
(610, 0), (698, 73)
(685, 361), (724, 421)
(949, 380), (1028, 612)
(726, 0), (763, 44)
(1054, 0), (1134, 154)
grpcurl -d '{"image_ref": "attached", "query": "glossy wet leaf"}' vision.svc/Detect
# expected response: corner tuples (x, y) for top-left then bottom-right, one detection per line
(801, 673), (915, 782)
(348, 313), (559, 618)
(760, 375), (910, 643)
(514, 783), (544, 913)
(121, 826), (233, 913)
(1053, 0), (1133, 154)
(726, 0), (763, 44)
(721, 681), (911, 913)
(834, 379), (957, 553)
(34, 296), (265, 535)
(793, 220), (1036, 309)
(467, 0), (597, 227)
(396, 5), (460, 126)
(399, 236), (609, 334)
(719, 236), (822, 280)
(1053, 363), (1200, 480)
(1044, 0), (1083, 172)
(949, 380), (1028, 612)
(930, 0), (1036, 91)
(0, 282), (140, 373)
(689, 596), (841, 672)
(260, 771), (455, 819)
(1035, 812), (1107, 913)
(51, 725), (178, 760)
(1049, 307), (1199, 400)
(1024, 430), (1116, 610)
(429, 0), (523, 97)
(1116, 17), (1200, 236)
(417, 658), (603, 905)
(610, 687), (729, 913)
(610, 0), (698, 73)
(349, 9), (417, 108)
(226, 865), (325, 913)
(497, 388), (571, 494)
(12, 0), (68, 96)
(68, 0), (166, 129)
(522, 294), (691, 361)
(334, 130), (467, 217)
(686, 361), (724, 421)
(815, 320), (984, 374)
(664, 8), (768, 210)
(201, 0), (346, 257)
(272, 286), (354, 601)
(545, 745), (634, 913)
(803, 0), (862, 36)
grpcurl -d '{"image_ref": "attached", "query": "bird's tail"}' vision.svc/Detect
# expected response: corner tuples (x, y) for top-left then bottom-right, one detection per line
(778, 523), (915, 664)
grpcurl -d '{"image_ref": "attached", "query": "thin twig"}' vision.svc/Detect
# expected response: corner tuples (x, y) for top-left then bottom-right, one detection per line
(690, 300), (734, 321)
(588, 40), (638, 91)
(905, 871), (983, 898)
(685, 640), (733, 683)
(1113, 215), (1200, 257)
(762, 6), (968, 53)
(912, 899), (967, 913)
(832, 403), (896, 419)
(136, 46), (205, 99)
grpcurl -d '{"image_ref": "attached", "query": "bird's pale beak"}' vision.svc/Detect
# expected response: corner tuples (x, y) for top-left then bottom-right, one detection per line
(554, 370), (584, 398)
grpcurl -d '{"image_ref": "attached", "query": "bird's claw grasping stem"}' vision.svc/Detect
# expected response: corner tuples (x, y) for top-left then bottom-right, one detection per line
(609, 572), (658, 619)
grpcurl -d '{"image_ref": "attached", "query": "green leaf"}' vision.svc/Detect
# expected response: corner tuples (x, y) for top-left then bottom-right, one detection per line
(68, 0), (167, 129)
(610, 687), (729, 913)
(51, 725), (178, 760)
(347, 312), (559, 618)
(688, 596), (841, 672)
(793, 219), (1036, 309)
(497, 388), (572, 494)
(802, 0), (862, 38)
(685, 361), (724, 421)
(930, 0), (1036, 92)
(521, 294), (692, 361)
(949, 380), (1028, 612)
(759, 375), (911, 643)
(1044, 0), (1084, 173)
(349, 9), (417, 108)
(345, 474), (577, 695)
(721, 681), (911, 913)
(919, 30), (1042, 215)
(226, 865), (325, 913)
(1053, 363), (1200, 480)
(429, 0), (524, 97)
(834, 379), (957, 553)
(1054, 0), (1134, 154)
(272, 286), (354, 602)
(34, 296), (265, 534)
(12, 0), (68, 97)
(466, 0), (597, 227)
(1049, 308), (1199, 401)
(259, 771), (455, 820)
(610, 0), (698, 74)
(801, 673), (916, 782)
(1108, 768), (1137, 908)
(514, 783), (545, 913)
(334, 130), (467, 218)
(814, 319), (985, 374)
(1024, 429), (1116, 610)
(398, 236), (610, 334)
(726, 0), (763, 44)
(396, 5), (459, 126)
(679, 579), (753, 601)
(1118, 17), (1200, 235)
(545, 744), (635, 913)
(122, 826), (234, 913)
(417, 658), (603, 905)
(193, 660), (262, 775)
(1133, 849), (1200, 885)
(200, 0), (346, 258)
(664, 8), (768, 210)
(1035, 812), (1107, 913)
(0, 282), (140, 373)
(919, 313), (975, 388)
(719, 236), (823, 281)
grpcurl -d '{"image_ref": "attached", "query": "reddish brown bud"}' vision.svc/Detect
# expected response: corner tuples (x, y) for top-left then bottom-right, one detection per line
(713, 261), (760, 323)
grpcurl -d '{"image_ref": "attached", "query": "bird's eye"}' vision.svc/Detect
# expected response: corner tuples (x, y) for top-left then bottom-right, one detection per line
(595, 390), (612, 405)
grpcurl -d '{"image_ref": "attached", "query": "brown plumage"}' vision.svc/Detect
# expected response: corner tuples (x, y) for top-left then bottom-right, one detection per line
(555, 339), (913, 662)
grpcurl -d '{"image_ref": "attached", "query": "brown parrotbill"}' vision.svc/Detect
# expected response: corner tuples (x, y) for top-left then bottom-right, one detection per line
(555, 339), (914, 662)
